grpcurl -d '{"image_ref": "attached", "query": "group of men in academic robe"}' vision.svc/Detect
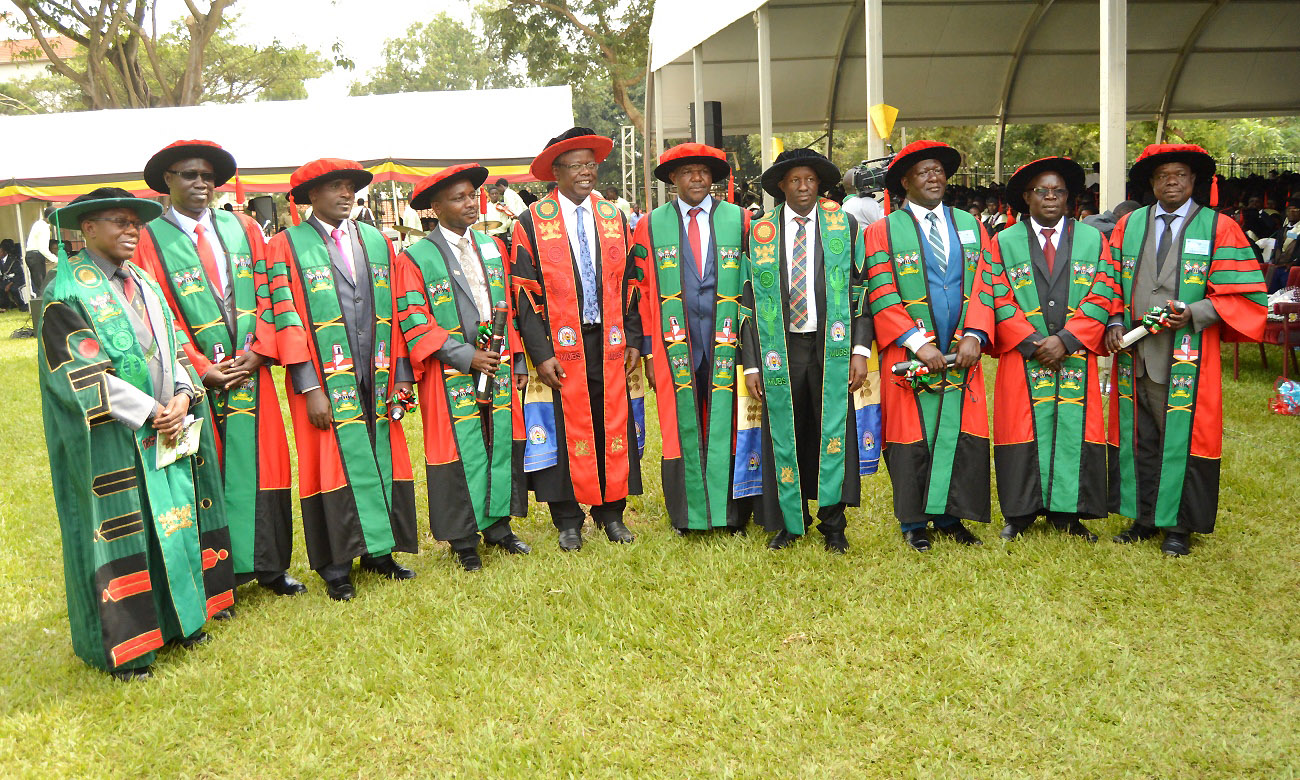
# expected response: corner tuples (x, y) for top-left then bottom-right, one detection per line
(37, 128), (1265, 681)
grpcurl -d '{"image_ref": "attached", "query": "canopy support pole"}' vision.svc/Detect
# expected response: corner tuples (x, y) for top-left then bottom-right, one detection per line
(1099, 0), (1127, 213)
(755, 3), (774, 211)
(825, 2), (864, 159)
(692, 46), (705, 144)
(14, 203), (25, 255)
(993, 0), (1056, 184)
(654, 68), (666, 207)
(863, 0), (885, 160)
(1155, 0), (1227, 143)
(643, 54), (657, 210)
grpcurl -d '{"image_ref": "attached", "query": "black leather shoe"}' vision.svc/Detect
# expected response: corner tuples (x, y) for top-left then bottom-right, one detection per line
(823, 530), (849, 554)
(1112, 522), (1160, 544)
(902, 528), (931, 552)
(259, 573), (307, 596)
(1161, 531), (1190, 557)
(602, 518), (634, 543)
(360, 556), (415, 580)
(767, 529), (799, 550)
(455, 549), (483, 571)
(936, 522), (983, 546)
(1000, 518), (1033, 540)
(110, 666), (152, 681)
(487, 534), (531, 555)
(558, 528), (583, 551)
(325, 576), (355, 602)
(179, 631), (211, 649)
(1062, 520), (1098, 543)
(211, 608), (234, 621)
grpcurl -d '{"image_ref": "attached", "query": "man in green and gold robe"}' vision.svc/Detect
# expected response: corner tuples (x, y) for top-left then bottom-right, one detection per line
(39, 188), (235, 679)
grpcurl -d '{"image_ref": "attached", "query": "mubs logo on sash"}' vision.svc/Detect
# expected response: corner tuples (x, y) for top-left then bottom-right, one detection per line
(830, 321), (847, 342)
(529, 425), (548, 444)
(607, 325), (622, 346)
(765, 350), (782, 372)
(172, 269), (204, 296)
(557, 326), (578, 347)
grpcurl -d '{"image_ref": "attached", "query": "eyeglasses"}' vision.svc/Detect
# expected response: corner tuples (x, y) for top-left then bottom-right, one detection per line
(911, 166), (947, 181)
(1030, 187), (1069, 199)
(556, 162), (600, 173)
(167, 169), (216, 183)
(1152, 170), (1191, 182)
(89, 217), (146, 230)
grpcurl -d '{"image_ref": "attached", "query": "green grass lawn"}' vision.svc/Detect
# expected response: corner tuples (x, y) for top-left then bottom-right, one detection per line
(0, 306), (1296, 778)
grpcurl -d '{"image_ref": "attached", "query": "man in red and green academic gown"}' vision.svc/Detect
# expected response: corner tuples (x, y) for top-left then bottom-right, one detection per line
(39, 189), (235, 679)
(264, 159), (418, 598)
(739, 148), (878, 553)
(632, 143), (756, 536)
(1103, 143), (1266, 556)
(133, 140), (301, 598)
(510, 127), (644, 551)
(394, 163), (531, 571)
(865, 140), (1019, 552)
(991, 157), (1112, 542)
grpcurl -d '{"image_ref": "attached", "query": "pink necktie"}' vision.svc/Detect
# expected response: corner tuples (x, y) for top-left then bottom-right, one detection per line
(331, 227), (354, 280)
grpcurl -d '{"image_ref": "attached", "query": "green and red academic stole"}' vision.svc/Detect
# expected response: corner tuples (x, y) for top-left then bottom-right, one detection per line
(998, 219), (1102, 512)
(748, 198), (853, 533)
(530, 194), (631, 505)
(145, 210), (262, 572)
(647, 200), (744, 530)
(58, 252), (210, 639)
(284, 221), (401, 549)
(1113, 206), (1212, 527)
(884, 207), (984, 515)
(403, 230), (513, 530)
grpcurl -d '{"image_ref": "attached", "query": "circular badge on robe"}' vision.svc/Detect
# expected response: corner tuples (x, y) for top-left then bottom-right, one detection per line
(75, 266), (99, 287)
(547, 246), (566, 264)
(596, 200), (618, 220)
(536, 200), (559, 220)
(828, 238), (845, 255)
(529, 425), (548, 444)
(830, 320), (847, 342)
(820, 198), (840, 212)
(754, 222), (776, 244)
(759, 270), (775, 288)
(77, 338), (101, 359)
(557, 326), (577, 347)
(110, 330), (135, 352)
(764, 350), (782, 371)
(862, 431), (875, 451)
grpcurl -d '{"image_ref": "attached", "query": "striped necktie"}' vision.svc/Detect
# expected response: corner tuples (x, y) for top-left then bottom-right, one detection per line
(926, 211), (947, 273)
(575, 205), (599, 323)
(790, 216), (810, 330)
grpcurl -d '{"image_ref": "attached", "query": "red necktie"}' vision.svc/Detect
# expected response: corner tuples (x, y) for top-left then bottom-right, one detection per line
(1041, 227), (1056, 273)
(194, 223), (224, 294)
(687, 206), (704, 277)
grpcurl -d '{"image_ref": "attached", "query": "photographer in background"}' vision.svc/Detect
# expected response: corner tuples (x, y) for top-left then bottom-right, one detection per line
(841, 158), (889, 228)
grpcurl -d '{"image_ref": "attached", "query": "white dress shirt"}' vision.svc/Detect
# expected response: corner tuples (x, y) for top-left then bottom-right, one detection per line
(170, 207), (229, 295)
(25, 217), (54, 262)
(1029, 216), (1065, 252)
(501, 186), (527, 219)
(676, 194), (714, 267)
(440, 223), (491, 319)
(1152, 197), (1194, 249)
(319, 217), (357, 280)
(783, 204), (820, 333)
(905, 200), (950, 258)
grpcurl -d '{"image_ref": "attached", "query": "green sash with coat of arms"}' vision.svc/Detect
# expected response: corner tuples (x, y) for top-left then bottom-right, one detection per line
(284, 221), (401, 552)
(401, 230), (514, 529)
(145, 210), (263, 572)
(747, 198), (853, 533)
(997, 219), (1101, 513)
(646, 201), (744, 530)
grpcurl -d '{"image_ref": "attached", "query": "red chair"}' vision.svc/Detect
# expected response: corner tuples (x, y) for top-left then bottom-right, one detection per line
(1234, 265), (1300, 380)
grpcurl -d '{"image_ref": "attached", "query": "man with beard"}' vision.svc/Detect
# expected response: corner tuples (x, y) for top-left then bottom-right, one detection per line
(264, 159), (418, 598)
(394, 163), (531, 570)
(510, 127), (644, 551)
(132, 140), (301, 598)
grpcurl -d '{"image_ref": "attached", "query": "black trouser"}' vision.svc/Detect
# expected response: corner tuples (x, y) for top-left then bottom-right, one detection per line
(786, 331), (846, 534)
(1004, 512), (1079, 531)
(1133, 374), (1187, 533)
(451, 518), (514, 552)
(549, 325), (626, 531)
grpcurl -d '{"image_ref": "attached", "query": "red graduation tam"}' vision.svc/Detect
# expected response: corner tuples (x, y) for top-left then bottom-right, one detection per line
(1005, 156), (1085, 214)
(288, 158), (373, 204)
(144, 139), (236, 194)
(1128, 143), (1215, 190)
(529, 126), (613, 182)
(654, 143), (731, 184)
(410, 163), (489, 211)
(885, 140), (961, 197)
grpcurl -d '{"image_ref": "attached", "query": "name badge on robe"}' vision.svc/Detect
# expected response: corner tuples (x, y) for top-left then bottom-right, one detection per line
(480, 242), (502, 260)
(957, 229), (977, 244)
(1184, 238), (1210, 255)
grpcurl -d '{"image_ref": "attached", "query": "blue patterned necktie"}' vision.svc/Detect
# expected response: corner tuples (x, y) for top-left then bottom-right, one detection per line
(926, 211), (947, 273)
(575, 205), (599, 323)
(790, 216), (810, 330)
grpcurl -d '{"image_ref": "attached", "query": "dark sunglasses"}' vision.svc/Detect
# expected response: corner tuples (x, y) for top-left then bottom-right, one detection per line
(167, 169), (216, 183)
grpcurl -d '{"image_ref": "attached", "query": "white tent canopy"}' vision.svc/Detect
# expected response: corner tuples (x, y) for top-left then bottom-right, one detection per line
(0, 85), (575, 201)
